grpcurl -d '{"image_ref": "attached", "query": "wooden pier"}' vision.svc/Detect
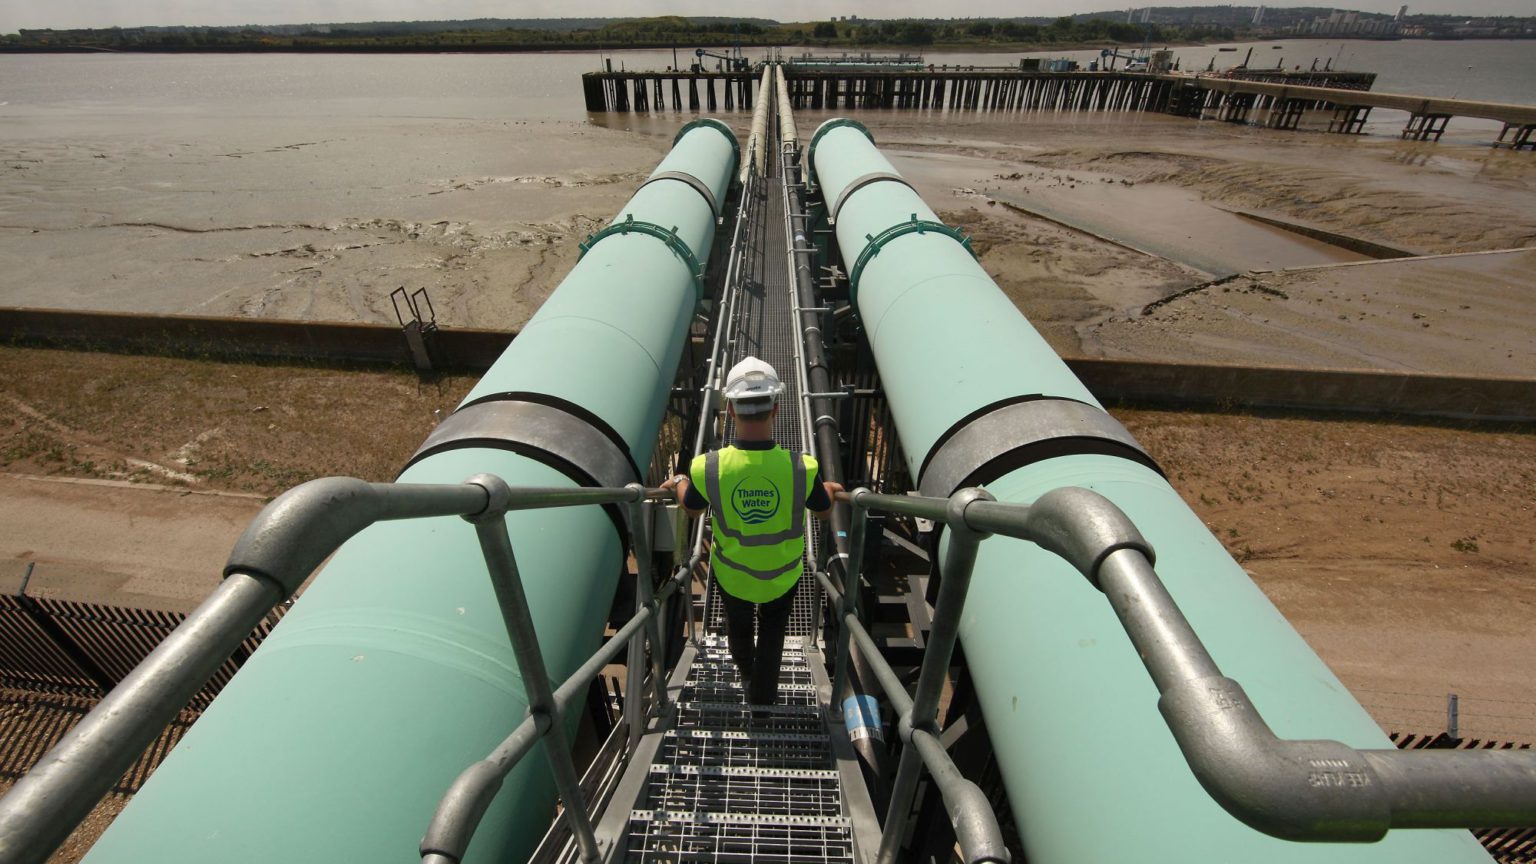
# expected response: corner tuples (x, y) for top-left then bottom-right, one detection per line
(580, 66), (1535, 150)
(581, 71), (754, 113)
(781, 70), (1179, 112)
(582, 69), (1180, 114)
(1185, 77), (1536, 145)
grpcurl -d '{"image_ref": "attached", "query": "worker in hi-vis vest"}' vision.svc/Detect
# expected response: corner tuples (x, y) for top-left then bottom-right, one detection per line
(662, 357), (841, 705)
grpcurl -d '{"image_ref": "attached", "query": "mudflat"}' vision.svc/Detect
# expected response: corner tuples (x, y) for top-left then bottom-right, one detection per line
(1, 115), (664, 328)
(8, 110), (1536, 374)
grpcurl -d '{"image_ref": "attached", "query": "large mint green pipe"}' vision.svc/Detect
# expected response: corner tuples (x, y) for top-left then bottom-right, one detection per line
(810, 120), (1489, 864)
(84, 119), (737, 864)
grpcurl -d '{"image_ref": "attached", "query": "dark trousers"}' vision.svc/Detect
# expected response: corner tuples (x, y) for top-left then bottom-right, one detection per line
(719, 587), (796, 705)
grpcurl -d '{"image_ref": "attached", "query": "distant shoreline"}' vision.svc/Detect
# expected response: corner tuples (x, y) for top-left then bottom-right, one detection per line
(3, 34), (1531, 57)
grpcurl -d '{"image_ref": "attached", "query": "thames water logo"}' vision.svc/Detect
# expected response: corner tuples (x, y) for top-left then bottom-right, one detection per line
(731, 476), (781, 525)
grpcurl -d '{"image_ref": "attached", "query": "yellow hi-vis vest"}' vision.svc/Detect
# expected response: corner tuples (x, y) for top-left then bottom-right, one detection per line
(690, 445), (819, 604)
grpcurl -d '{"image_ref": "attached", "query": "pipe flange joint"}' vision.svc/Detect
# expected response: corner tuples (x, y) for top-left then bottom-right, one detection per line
(1023, 487), (1154, 591)
(828, 171), (915, 224)
(948, 487), (996, 543)
(673, 117), (740, 165)
(404, 394), (641, 546)
(805, 117), (873, 190)
(462, 473), (513, 525)
(579, 214), (706, 304)
(637, 170), (720, 219)
(847, 216), (975, 304)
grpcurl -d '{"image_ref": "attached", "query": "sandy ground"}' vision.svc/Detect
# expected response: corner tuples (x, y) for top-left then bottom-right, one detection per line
(1123, 409), (1536, 743)
(0, 475), (263, 611)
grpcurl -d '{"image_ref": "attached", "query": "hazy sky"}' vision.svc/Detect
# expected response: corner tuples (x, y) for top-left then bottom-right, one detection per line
(4, 0), (1533, 33)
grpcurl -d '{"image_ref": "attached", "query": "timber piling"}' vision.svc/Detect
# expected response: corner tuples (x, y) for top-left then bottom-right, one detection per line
(581, 64), (1534, 150)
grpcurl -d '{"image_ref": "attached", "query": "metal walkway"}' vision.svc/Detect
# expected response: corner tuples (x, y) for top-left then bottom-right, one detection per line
(590, 129), (876, 864)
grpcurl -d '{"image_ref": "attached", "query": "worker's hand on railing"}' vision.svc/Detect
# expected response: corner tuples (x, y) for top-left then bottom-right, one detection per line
(659, 474), (704, 514)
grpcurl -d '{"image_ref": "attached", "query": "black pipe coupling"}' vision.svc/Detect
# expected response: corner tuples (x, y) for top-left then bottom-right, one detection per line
(1159, 675), (1391, 842)
(1015, 487), (1155, 591)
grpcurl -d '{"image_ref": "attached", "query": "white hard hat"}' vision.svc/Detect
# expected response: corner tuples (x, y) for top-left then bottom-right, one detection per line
(723, 357), (783, 414)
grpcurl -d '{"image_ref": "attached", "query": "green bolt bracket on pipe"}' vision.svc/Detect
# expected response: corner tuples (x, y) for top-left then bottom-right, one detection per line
(579, 214), (706, 303)
(675, 117), (740, 167)
(848, 214), (975, 302)
(809, 117), (1490, 864)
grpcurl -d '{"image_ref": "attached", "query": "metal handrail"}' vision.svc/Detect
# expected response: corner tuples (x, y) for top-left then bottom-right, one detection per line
(829, 484), (1536, 854)
(420, 476), (684, 864)
(821, 488), (1010, 864)
(0, 475), (682, 864)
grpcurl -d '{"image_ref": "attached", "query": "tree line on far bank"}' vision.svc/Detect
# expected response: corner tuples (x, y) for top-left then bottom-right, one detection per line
(3, 15), (1237, 52)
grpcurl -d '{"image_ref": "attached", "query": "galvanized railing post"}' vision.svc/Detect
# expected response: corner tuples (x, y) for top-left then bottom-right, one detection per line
(876, 488), (993, 864)
(625, 486), (668, 731)
(463, 474), (600, 864)
(830, 489), (871, 712)
(685, 522), (703, 647)
(643, 503), (668, 711)
(622, 490), (650, 751)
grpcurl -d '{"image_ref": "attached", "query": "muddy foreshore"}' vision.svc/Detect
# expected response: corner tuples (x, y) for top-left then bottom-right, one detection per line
(7, 109), (1534, 372)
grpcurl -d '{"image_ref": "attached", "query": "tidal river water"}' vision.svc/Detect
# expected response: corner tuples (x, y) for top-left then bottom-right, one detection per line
(0, 41), (1532, 324)
(2, 40), (1532, 126)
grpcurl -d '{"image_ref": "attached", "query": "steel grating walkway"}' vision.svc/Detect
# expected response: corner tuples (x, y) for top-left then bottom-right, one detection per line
(591, 130), (872, 864)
